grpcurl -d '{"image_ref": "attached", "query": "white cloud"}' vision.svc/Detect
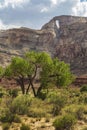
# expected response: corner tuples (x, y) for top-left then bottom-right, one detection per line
(50, 0), (57, 5)
(72, 0), (87, 16)
(0, 20), (6, 29)
(0, 0), (87, 30)
(41, 7), (49, 13)
(0, 0), (29, 9)
(50, 0), (67, 6)
(0, 19), (20, 30)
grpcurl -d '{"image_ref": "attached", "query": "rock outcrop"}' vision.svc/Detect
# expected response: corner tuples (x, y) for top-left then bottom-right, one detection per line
(0, 15), (87, 75)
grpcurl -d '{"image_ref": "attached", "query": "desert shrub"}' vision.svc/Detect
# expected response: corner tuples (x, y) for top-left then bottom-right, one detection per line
(84, 108), (87, 115)
(84, 97), (87, 104)
(41, 125), (45, 128)
(78, 95), (84, 103)
(82, 127), (87, 130)
(8, 88), (19, 98)
(47, 91), (58, 102)
(0, 98), (2, 104)
(0, 92), (4, 98)
(11, 95), (32, 115)
(80, 85), (87, 92)
(47, 91), (67, 105)
(45, 118), (50, 122)
(51, 95), (67, 116)
(13, 115), (21, 123)
(37, 90), (47, 100)
(75, 107), (84, 120)
(28, 108), (46, 118)
(69, 89), (80, 98)
(20, 123), (30, 130)
(2, 123), (10, 130)
(53, 114), (77, 130)
(79, 94), (87, 104)
(0, 109), (15, 123)
(47, 91), (67, 116)
(0, 87), (5, 98)
(52, 105), (62, 116)
(28, 98), (47, 117)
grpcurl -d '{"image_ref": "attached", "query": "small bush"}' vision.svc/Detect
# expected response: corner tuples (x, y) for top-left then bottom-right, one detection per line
(84, 97), (87, 104)
(52, 104), (62, 116)
(11, 95), (32, 115)
(75, 107), (84, 120)
(82, 127), (87, 130)
(80, 85), (87, 92)
(14, 115), (21, 123)
(28, 108), (46, 118)
(0, 87), (5, 98)
(20, 123), (30, 130)
(37, 90), (47, 100)
(0, 109), (15, 123)
(2, 123), (10, 130)
(47, 92), (67, 116)
(79, 94), (87, 104)
(8, 89), (19, 98)
(45, 118), (50, 122)
(0, 92), (4, 98)
(51, 95), (67, 116)
(53, 114), (77, 130)
(47, 91), (67, 106)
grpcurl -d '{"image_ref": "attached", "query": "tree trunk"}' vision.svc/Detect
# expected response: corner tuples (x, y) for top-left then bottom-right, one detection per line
(30, 80), (36, 97)
(37, 84), (43, 96)
(21, 77), (25, 94)
(26, 82), (31, 94)
(16, 77), (25, 94)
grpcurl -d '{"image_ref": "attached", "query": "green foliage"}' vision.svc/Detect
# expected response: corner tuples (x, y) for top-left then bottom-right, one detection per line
(75, 107), (84, 120)
(53, 114), (77, 130)
(10, 57), (28, 77)
(52, 96), (67, 116)
(28, 108), (46, 118)
(79, 93), (87, 104)
(28, 98), (47, 117)
(84, 97), (87, 104)
(4, 51), (74, 96)
(80, 85), (87, 92)
(26, 51), (53, 88)
(11, 95), (32, 115)
(0, 109), (15, 123)
(82, 127), (87, 130)
(0, 92), (3, 98)
(37, 90), (47, 100)
(2, 123), (10, 130)
(52, 58), (74, 87)
(8, 88), (19, 98)
(47, 91), (67, 116)
(0, 87), (5, 98)
(20, 123), (30, 130)
(4, 65), (12, 77)
(0, 66), (4, 77)
(13, 115), (21, 123)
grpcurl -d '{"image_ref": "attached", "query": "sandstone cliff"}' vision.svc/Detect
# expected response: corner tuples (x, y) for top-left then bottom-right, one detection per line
(0, 15), (87, 75)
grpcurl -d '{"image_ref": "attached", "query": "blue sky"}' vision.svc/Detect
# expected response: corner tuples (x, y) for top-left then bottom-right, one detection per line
(0, 0), (87, 29)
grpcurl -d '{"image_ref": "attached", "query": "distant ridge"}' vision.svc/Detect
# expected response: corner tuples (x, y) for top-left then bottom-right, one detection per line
(0, 15), (87, 75)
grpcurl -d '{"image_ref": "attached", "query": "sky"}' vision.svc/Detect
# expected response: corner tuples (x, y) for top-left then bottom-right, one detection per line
(0, 0), (87, 29)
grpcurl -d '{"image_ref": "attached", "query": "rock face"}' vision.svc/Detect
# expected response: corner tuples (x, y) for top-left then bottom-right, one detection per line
(0, 15), (87, 75)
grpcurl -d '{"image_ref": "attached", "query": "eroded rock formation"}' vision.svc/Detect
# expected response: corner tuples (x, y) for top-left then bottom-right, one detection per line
(0, 15), (87, 75)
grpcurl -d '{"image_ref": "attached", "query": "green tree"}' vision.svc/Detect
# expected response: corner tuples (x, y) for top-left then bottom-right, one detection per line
(4, 51), (74, 96)
(51, 58), (74, 87)
(25, 51), (53, 96)
(4, 57), (28, 94)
